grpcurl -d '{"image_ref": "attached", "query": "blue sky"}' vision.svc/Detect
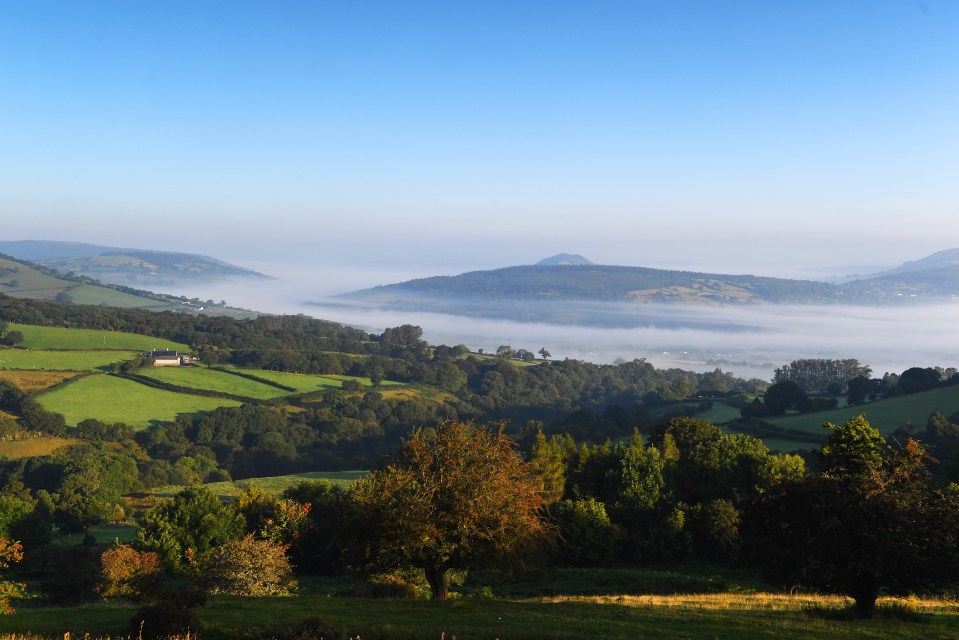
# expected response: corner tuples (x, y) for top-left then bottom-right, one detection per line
(1, 0), (957, 275)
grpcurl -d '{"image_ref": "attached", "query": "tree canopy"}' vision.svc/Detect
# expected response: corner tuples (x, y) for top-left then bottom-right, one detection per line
(746, 414), (959, 617)
(350, 420), (550, 599)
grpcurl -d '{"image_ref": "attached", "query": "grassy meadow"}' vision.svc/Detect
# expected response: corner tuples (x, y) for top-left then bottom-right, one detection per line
(137, 366), (292, 400)
(0, 257), (183, 310)
(0, 436), (80, 460)
(151, 470), (369, 499)
(0, 349), (140, 371)
(7, 323), (189, 351)
(5, 578), (959, 640)
(228, 368), (395, 393)
(764, 385), (959, 437)
(0, 370), (80, 392)
(35, 374), (242, 428)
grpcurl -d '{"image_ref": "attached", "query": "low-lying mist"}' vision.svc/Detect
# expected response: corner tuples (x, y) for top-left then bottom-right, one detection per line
(168, 262), (959, 381)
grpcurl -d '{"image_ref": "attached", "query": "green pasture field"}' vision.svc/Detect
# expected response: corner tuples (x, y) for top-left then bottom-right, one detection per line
(35, 374), (241, 428)
(58, 523), (137, 546)
(226, 368), (397, 393)
(696, 401), (745, 424)
(7, 583), (959, 639)
(152, 470), (369, 499)
(7, 323), (189, 351)
(0, 257), (182, 310)
(764, 385), (959, 437)
(50, 284), (178, 310)
(0, 257), (72, 294)
(0, 349), (140, 371)
(138, 366), (290, 400)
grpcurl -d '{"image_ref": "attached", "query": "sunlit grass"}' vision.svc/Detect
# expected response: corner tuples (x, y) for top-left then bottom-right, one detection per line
(0, 369), (81, 392)
(8, 323), (188, 352)
(36, 374), (241, 428)
(0, 349), (140, 371)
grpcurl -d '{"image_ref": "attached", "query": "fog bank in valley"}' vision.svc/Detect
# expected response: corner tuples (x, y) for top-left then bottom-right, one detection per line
(169, 261), (959, 382)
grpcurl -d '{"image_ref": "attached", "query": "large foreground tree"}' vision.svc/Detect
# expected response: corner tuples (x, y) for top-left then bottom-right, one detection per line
(747, 415), (959, 617)
(350, 420), (550, 599)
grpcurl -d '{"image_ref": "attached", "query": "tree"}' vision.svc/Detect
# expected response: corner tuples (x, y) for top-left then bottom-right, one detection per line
(350, 420), (551, 599)
(0, 537), (25, 614)
(847, 375), (871, 405)
(538, 348), (551, 360)
(196, 534), (295, 596)
(761, 381), (809, 415)
(495, 345), (515, 359)
(746, 415), (959, 617)
(98, 544), (163, 601)
(515, 349), (536, 363)
(550, 498), (622, 565)
(136, 486), (244, 574)
(54, 446), (132, 534)
(0, 331), (23, 346)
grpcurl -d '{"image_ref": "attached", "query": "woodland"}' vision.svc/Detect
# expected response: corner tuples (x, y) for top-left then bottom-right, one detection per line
(1, 293), (959, 638)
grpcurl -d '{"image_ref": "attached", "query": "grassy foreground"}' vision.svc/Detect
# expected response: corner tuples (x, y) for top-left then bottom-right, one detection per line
(4, 590), (959, 639)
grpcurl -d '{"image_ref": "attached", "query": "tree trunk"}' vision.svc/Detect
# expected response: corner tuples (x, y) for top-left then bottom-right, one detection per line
(424, 565), (449, 600)
(852, 590), (878, 618)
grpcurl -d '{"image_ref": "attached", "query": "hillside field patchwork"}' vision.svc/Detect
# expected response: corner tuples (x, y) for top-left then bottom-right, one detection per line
(35, 374), (242, 427)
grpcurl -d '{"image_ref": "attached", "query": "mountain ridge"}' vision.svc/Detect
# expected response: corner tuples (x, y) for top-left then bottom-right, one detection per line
(331, 250), (959, 328)
(0, 240), (269, 287)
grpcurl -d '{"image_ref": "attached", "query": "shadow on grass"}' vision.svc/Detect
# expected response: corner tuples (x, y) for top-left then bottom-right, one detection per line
(803, 602), (931, 623)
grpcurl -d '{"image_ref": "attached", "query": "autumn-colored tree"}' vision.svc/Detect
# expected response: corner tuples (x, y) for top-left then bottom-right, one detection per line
(350, 420), (551, 599)
(98, 544), (163, 601)
(0, 537), (25, 614)
(196, 534), (295, 596)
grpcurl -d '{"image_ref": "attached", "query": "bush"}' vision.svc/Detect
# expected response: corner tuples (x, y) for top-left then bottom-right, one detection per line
(368, 572), (420, 599)
(689, 498), (741, 561)
(132, 603), (203, 639)
(196, 534), (296, 596)
(550, 498), (623, 565)
(98, 544), (163, 601)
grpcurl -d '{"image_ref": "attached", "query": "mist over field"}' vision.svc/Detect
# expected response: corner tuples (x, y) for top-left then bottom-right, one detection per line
(168, 259), (959, 381)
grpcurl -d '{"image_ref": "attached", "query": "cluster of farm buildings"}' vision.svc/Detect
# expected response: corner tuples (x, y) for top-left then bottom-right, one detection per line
(144, 349), (197, 366)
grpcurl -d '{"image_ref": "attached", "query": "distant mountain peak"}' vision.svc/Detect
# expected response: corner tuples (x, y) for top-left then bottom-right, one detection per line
(536, 253), (594, 266)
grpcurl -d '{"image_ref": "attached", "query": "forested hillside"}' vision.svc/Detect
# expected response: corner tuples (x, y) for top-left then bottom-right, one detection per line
(3, 293), (959, 634)
(335, 253), (959, 328)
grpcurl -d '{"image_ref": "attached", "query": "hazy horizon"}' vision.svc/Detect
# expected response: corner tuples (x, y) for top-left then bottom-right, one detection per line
(2, 1), (957, 379)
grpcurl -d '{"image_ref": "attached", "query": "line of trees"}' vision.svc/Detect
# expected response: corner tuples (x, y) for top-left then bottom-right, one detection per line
(4, 413), (959, 625)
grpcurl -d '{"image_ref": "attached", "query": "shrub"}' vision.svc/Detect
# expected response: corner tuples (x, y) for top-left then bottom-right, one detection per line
(0, 537), (26, 614)
(131, 589), (206, 640)
(98, 543), (163, 601)
(368, 572), (420, 599)
(196, 534), (296, 596)
(689, 498), (741, 561)
(550, 498), (623, 565)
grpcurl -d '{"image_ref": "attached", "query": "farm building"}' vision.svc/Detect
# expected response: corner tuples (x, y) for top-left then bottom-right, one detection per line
(145, 350), (194, 366)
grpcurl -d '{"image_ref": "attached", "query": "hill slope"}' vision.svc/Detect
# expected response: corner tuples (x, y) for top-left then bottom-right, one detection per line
(0, 253), (255, 316)
(0, 240), (269, 287)
(333, 251), (959, 327)
(341, 264), (844, 305)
